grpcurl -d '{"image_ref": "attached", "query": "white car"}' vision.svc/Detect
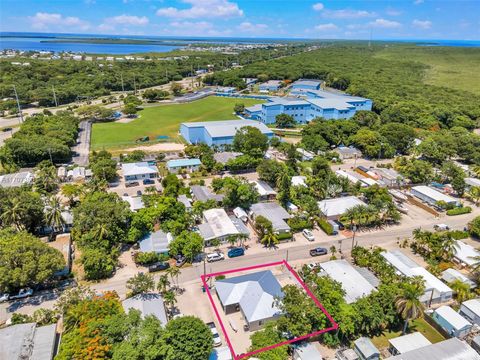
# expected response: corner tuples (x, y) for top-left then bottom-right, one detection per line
(9, 288), (33, 300)
(302, 229), (315, 241)
(206, 252), (225, 263)
(0, 293), (9, 303)
(206, 322), (222, 347)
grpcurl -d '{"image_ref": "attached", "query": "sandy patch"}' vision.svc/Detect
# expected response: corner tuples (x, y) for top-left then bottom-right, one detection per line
(115, 117), (137, 124)
(122, 142), (185, 152)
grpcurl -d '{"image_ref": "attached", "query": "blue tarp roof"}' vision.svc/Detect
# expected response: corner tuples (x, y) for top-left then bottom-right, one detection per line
(166, 158), (201, 168)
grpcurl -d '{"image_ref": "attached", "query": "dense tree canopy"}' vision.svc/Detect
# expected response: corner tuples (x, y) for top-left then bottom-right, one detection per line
(233, 126), (269, 158)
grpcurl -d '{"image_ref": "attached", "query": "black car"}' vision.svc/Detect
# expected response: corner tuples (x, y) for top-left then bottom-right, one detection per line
(148, 262), (170, 272)
(309, 247), (328, 257)
(2, 127), (12, 132)
(143, 178), (154, 185)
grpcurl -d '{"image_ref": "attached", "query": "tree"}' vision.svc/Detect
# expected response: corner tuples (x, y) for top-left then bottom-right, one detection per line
(215, 177), (259, 209)
(126, 273), (156, 297)
(379, 122), (416, 155)
(395, 281), (425, 334)
(34, 160), (59, 193)
(249, 322), (288, 360)
(233, 126), (269, 158)
(77, 104), (115, 121)
(157, 274), (171, 294)
(276, 172), (291, 206)
(449, 279), (473, 303)
(0, 230), (65, 292)
(163, 290), (177, 314)
(89, 150), (118, 182)
(261, 231), (279, 248)
(349, 128), (395, 159)
(55, 285), (95, 316)
(123, 95), (142, 106)
(257, 159), (287, 185)
(394, 157), (434, 184)
(234, 103), (245, 114)
(123, 103), (138, 116)
(275, 114), (296, 128)
(470, 186), (480, 206)
(162, 316), (213, 360)
(170, 82), (183, 96)
(168, 231), (204, 262)
(61, 183), (82, 206)
(254, 215), (273, 239)
(469, 216), (480, 239)
(81, 247), (118, 280)
(44, 196), (65, 233)
(166, 266), (181, 289)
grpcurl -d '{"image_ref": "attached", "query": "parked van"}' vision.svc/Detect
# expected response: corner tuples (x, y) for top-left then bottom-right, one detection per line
(227, 247), (245, 258)
(327, 220), (339, 235)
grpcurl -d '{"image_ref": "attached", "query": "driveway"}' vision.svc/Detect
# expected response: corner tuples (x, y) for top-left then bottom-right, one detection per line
(72, 121), (91, 166)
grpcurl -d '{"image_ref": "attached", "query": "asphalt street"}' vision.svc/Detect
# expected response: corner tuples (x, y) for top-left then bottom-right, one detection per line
(72, 120), (91, 166)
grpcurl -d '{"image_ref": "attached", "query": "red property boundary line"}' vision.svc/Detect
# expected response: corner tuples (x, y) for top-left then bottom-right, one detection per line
(200, 259), (338, 360)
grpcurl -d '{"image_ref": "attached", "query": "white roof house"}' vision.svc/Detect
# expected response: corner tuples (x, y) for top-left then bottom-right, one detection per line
(388, 338), (480, 360)
(291, 176), (307, 187)
(453, 241), (480, 267)
(433, 305), (472, 338)
(335, 170), (362, 185)
(215, 270), (284, 327)
(122, 195), (145, 211)
(389, 332), (431, 355)
(122, 293), (168, 326)
(250, 202), (291, 233)
(320, 260), (376, 304)
(381, 250), (453, 304)
(460, 299), (480, 326)
(293, 343), (323, 360)
(465, 178), (480, 188)
(252, 180), (277, 198)
(441, 268), (476, 289)
(318, 196), (366, 219)
(198, 208), (249, 242)
(411, 185), (459, 206)
(122, 162), (158, 178)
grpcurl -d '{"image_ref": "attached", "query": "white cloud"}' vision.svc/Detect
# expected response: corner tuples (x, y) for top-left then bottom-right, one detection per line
(237, 22), (268, 33)
(368, 18), (402, 28)
(414, 0), (424, 4)
(29, 12), (90, 30)
(386, 8), (402, 16)
(164, 20), (232, 36)
(412, 19), (432, 29)
(323, 9), (376, 19)
(312, 3), (324, 11)
(103, 14), (149, 26)
(156, 0), (243, 19)
(314, 23), (338, 31)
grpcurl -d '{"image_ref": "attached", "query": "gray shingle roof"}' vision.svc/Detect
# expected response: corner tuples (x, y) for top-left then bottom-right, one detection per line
(122, 293), (168, 326)
(388, 338), (480, 360)
(0, 323), (57, 360)
(250, 202), (291, 232)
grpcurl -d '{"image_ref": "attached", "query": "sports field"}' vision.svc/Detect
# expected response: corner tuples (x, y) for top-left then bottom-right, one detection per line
(91, 96), (262, 150)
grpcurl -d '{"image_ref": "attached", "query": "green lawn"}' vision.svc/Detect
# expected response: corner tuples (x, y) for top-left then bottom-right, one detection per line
(375, 45), (480, 95)
(371, 318), (445, 350)
(91, 96), (262, 150)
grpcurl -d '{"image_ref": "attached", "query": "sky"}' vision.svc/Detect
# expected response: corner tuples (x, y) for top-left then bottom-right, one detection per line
(1, 0), (479, 40)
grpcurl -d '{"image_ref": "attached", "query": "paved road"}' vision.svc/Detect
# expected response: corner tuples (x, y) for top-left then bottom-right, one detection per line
(72, 121), (91, 166)
(0, 127), (19, 146)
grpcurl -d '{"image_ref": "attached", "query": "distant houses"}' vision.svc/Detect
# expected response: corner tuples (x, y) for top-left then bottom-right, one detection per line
(258, 80), (282, 92)
(122, 162), (158, 182)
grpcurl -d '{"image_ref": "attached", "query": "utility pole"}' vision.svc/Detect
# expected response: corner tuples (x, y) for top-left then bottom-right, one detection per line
(191, 65), (194, 89)
(133, 76), (137, 95)
(52, 85), (58, 108)
(120, 73), (125, 92)
(13, 85), (23, 123)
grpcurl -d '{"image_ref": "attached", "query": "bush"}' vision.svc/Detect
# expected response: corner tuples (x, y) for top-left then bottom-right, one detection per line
(277, 232), (293, 241)
(318, 218), (334, 235)
(215, 275), (226, 280)
(446, 206), (472, 216)
(134, 252), (169, 265)
(448, 230), (469, 240)
(287, 216), (313, 232)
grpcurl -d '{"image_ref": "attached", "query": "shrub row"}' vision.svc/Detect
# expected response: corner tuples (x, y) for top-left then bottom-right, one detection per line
(446, 206), (472, 216)
(318, 218), (334, 235)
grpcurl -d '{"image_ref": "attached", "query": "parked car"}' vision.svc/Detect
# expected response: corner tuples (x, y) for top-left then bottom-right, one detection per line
(175, 256), (187, 267)
(136, 190), (142, 196)
(143, 178), (154, 185)
(302, 229), (315, 241)
(148, 262), (170, 272)
(206, 322), (222, 347)
(434, 224), (450, 231)
(2, 127), (12, 132)
(126, 181), (140, 188)
(309, 247), (328, 257)
(9, 288), (33, 300)
(227, 247), (245, 258)
(206, 252), (225, 263)
(0, 293), (9, 303)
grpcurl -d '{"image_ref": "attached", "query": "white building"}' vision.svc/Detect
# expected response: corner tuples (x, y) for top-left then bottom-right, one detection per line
(381, 250), (453, 304)
(166, 158), (201, 173)
(291, 176), (307, 187)
(250, 202), (291, 233)
(297, 148), (315, 161)
(387, 338), (480, 360)
(122, 195), (145, 212)
(318, 196), (367, 220)
(453, 241), (480, 268)
(293, 343), (323, 360)
(320, 260), (377, 304)
(459, 299), (480, 326)
(122, 162), (158, 182)
(198, 208), (249, 245)
(252, 180), (277, 200)
(432, 305), (472, 339)
(410, 185), (460, 207)
(465, 178), (480, 189)
(388, 332), (431, 355)
(441, 268), (476, 289)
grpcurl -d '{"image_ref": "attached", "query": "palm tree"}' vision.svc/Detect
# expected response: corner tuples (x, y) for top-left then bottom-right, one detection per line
(469, 186), (480, 206)
(92, 223), (109, 242)
(261, 231), (279, 248)
(157, 274), (171, 294)
(441, 233), (459, 261)
(163, 290), (177, 316)
(166, 266), (181, 289)
(395, 282), (425, 334)
(226, 235), (237, 248)
(0, 197), (25, 230)
(61, 183), (82, 206)
(449, 279), (473, 303)
(45, 196), (65, 233)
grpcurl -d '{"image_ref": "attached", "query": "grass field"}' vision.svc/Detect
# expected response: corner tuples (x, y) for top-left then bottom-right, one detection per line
(91, 96), (262, 150)
(371, 318), (445, 349)
(375, 45), (480, 95)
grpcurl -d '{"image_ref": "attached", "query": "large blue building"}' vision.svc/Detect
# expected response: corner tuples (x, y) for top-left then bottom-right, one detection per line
(180, 119), (274, 146)
(246, 80), (372, 124)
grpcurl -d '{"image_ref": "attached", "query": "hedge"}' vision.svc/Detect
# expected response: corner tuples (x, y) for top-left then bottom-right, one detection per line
(448, 230), (469, 240)
(446, 206), (472, 216)
(287, 217), (313, 232)
(277, 232), (293, 241)
(318, 218), (334, 235)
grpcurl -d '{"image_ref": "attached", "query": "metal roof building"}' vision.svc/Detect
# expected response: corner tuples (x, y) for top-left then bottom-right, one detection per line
(293, 342), (323, 360)
(0, 323), (57, 360)
(177, 194), (192, 210)
(353, 337), (380, 360)
(215, 270), (284, 331)
(453, 241), (480, 267)
(318, 196), (367, 220)
(121, 162), (158, 181)
(139, 230), (173, 254)
(0, 171), (34, 188)
(166, 158), (201, 173)
(291, 176), (307, 187)
(411, 185), (459, 206)
(122, 195), (145, 212)
(190, 185), (224, 202)
(199, 208), (249, 244)
(465, 178), (480, 188)
(388, 332), (431, 355)
(252, 180), (277, 199)
(213, 152), (242, 164)
(460, 299), (480, 326)
(250, 202), (291, 233)
(441, 268), (476, 289)
(388, 338), (480, 360)
(122, 293), (168, 326)
(432, 305), (472, 338)
(320, 260), (377, 304)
